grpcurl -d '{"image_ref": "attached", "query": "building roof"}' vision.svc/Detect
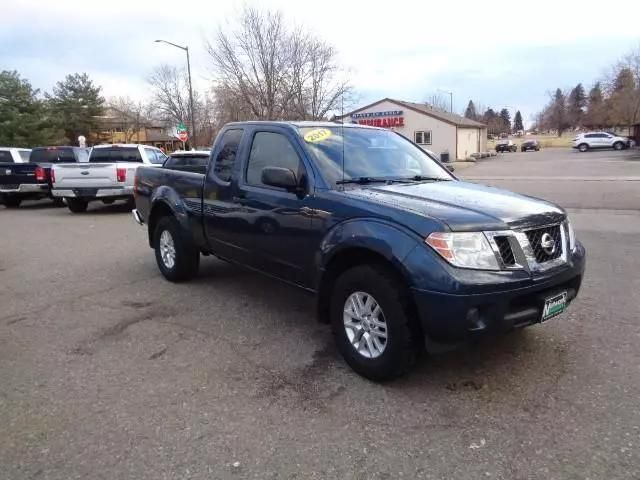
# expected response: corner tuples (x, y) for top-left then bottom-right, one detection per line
(346, 98), (487, 128)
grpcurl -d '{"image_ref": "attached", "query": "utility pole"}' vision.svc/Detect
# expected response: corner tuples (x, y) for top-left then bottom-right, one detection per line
(438, 89), (453, 113)
(154, 39), (197, 148)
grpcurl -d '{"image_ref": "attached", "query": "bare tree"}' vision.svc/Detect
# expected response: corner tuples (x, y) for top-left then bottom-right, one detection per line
(106, 96), (151, 142)
(147, 65), (194, 128)
(206, 6), (352, 121)
(424, 94), (450, 113)
(603, 47), (640, 132)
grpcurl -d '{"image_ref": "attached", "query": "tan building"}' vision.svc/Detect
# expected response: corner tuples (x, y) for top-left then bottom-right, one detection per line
(344, 98), (487, 161)
(93, 111), (182, 151)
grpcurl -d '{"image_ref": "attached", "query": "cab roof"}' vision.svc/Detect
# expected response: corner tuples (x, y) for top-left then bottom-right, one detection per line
(224, 120), (383, 131)
(93, 144), (162, 149)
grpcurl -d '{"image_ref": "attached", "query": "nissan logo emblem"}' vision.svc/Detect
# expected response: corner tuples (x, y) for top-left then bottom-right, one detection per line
(540, 232), (556, 255)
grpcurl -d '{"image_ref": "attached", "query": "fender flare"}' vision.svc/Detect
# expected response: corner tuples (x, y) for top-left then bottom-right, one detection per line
(147, 187), (194, 246)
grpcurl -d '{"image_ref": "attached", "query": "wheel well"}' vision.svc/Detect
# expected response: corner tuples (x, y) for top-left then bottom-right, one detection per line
(147, 202), (174, 247)
(316, 247), (417, 325)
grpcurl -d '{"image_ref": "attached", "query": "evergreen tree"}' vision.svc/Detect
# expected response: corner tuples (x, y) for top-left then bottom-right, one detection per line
(464, 100), (478, 120)
(549, 88), (568, 136)
(567, 83), (587, 128)
(608, 68), (638, 129)
(46, 73), (105, 144)
(585, 82), (605, 129)
(513, 110), (524, 132)
(0, 70), (63, 147)
(499, 108), (511, 133)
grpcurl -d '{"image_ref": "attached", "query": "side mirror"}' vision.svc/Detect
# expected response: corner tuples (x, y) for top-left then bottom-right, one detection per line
(261, 166), (298, 191)
(446, 165), (455, 172)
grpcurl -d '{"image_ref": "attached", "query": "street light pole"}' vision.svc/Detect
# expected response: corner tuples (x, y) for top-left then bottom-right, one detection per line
(154, 39), (197, 148)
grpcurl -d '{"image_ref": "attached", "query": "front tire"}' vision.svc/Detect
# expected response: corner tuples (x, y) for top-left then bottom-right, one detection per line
(66, 198), (88, 213)
(578, 143), (589, 152)
(153, 216), (200, 282)
(3, 196), (21, 208)
(330, 264), (422, 381)
(613, 141), (625, 151)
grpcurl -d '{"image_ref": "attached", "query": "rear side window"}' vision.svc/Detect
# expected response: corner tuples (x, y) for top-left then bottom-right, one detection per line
(19, 150), (31, 162)
(246, 132), (303, 187)
(0, 151), (13, 162)
(168, 154), (210, 168)
(213, 129), (243, 182)
(30, 148), (76, 163)
(144, 148), (166, 164)
(90, 147), (142, 163)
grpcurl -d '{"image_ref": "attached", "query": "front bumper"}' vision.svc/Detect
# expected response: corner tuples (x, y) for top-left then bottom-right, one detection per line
(52, 186), (134, 199)
(0, 184), (49, 194)
(409, 243), (586, 342)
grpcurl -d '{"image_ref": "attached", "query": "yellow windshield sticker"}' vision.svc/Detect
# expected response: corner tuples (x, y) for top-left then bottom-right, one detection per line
(304, 128), (332, 143)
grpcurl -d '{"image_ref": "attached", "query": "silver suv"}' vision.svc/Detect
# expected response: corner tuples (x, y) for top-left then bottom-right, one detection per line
(572, 132), (630, 152)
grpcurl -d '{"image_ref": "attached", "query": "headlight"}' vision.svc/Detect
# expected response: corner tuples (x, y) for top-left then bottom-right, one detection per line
(426, 232), (500, 270)
(566, 219), (576, 252)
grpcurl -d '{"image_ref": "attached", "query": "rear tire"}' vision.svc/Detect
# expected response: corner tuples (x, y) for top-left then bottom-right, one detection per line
(153, 216), (200, 282)
(613, 141), (624, 151)
(66, 198), (88, 213)
(330, 264), (422, 381)
(3, 196), (21, 208)
(578, 143), (589, 152)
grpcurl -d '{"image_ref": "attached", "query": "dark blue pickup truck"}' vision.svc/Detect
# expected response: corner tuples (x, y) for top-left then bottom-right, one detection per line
(133, 121), (586, 380)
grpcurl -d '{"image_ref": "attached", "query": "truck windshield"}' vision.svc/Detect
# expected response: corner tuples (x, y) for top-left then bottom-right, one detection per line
(297, 126), (452, 187)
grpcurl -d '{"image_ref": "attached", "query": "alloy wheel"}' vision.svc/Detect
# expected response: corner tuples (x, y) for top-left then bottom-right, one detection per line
(159, 230), (176, 269)
(343, 291), (388, 359)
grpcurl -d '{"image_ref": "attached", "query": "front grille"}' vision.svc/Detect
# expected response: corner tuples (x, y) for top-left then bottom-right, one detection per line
(494, 236), (516, 266)
(525, 224), (563, 263)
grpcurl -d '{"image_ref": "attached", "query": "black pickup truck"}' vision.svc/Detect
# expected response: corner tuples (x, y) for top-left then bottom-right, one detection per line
(133, 121), (586, 380)
(0, 146), (89, 207)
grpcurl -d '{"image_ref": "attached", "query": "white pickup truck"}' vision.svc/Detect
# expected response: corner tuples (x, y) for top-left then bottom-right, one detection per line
(52, 144), (167, 213)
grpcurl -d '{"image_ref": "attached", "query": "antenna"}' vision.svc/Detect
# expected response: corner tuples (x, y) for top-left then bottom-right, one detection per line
(341, 94), (345, 187)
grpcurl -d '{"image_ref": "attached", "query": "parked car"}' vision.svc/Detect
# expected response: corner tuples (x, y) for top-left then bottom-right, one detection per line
(521, 140), (540, 152)
(0, 146), (88, 208)
(572, 132), (631, 152)
(132, 122), (585, 381)
(496, 140), (517, 152)
(163, 150), (210, 174)
(51, 144), (166, 213)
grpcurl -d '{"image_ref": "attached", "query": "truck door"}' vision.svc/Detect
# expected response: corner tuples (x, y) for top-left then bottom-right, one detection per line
(202, 128), (253, 263)
(238, 128), (316, 287)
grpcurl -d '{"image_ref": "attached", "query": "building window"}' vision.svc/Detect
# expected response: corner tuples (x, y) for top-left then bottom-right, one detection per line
(414, 131), (432, 145)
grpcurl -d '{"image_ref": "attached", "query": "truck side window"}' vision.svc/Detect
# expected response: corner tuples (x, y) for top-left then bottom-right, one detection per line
(246, 132), (303, 187)
(213, 129), (243, 182)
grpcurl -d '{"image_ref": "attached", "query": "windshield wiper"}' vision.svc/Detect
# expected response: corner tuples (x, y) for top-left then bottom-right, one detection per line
(336, 177), (395, 185)
(396, 175), (452, 182)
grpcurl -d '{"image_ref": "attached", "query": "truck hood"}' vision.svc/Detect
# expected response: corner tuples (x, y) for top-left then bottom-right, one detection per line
(343, 180), (565, 231)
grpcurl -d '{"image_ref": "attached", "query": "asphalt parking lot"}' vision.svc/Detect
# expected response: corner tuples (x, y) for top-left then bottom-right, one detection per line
(1, 148), (639, 479)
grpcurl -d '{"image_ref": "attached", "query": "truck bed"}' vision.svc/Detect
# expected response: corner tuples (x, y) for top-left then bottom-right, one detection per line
(134, 165), (205, 224)
(0, 162), (51, 192)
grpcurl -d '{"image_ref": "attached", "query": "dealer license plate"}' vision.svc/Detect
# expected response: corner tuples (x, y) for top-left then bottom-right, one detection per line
(541, 291), (567, 322)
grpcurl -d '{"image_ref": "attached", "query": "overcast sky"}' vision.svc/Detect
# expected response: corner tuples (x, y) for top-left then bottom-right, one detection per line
(3, 0), (639, 125)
